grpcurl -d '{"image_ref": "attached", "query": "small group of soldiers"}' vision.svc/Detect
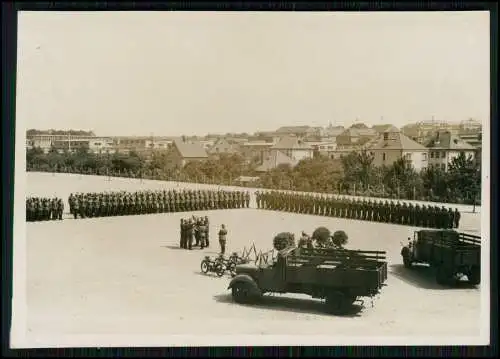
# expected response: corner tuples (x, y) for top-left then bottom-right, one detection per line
(255, 191), (461, 229)
(26, 197), (64, 222)
(68, 189), (251, 219)
(180, 216), (209, 250)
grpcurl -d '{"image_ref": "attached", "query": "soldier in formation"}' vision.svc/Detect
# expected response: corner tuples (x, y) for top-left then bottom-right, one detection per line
(26, 197), (64, 222)
(255, 190), (461, 229)
(68, 189), (251, 219)
(180, 215), (209, 250)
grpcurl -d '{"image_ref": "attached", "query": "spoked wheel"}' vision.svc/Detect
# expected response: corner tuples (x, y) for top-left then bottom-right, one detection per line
(228, 262), (237, 277)
(200, 260), (209, 274)
(215, 264), (225, 277)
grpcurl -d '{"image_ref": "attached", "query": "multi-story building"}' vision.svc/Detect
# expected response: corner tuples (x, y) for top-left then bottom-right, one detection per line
(368, 126), (428, 171)
(27, 134), (95, 153)
(306, 140), (338, 159)
(425, 131), (477, 171)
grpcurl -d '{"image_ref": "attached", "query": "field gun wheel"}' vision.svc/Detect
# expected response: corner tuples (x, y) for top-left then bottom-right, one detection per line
(325, 291), (355, 315)
(228, 262), (237, 277)
(200, 260), (209, 274)
(215, 264), (225, 277)
(232, 282), (253, 304)
(468, 266), (480, 285)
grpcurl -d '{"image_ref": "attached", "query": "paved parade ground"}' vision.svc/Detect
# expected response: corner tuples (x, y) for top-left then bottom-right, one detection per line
(19, 173), (485, 346)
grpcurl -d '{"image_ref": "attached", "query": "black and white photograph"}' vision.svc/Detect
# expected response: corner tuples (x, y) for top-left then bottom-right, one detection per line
(11, 10), (490, 347)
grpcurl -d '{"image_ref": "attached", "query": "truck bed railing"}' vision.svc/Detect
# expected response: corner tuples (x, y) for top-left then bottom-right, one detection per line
(294, 248), (387, 261)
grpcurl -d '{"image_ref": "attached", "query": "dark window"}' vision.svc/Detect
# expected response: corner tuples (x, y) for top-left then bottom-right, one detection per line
(441, 152), (446, 158)
(383, 133), (388, 141)
(430, 152), (434, 158)
(382, 153), (386, 161)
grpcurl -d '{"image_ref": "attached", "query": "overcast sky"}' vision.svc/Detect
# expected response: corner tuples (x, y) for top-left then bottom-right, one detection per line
(16, 11), (489, 137)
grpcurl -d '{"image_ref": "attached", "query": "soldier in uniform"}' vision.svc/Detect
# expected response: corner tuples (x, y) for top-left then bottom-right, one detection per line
(389, 201), (395, 224)
(204, 216), (210, 247)
(245, 191), (250, 208)
(414, 204), (421, 226)
(218, 224), (228, 255)
(180, 219), (185, 248)
(186, 219), (194, 250)
(453, 208), (461, 228)
(401, 202), (408, 225)
(57, 198), (64, 220)
(199, 219), (207, 249)
(255, 191), (261, 209)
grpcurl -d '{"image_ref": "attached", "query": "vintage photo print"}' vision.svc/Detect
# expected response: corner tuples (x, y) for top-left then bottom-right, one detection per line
(11, 10), (490, 347)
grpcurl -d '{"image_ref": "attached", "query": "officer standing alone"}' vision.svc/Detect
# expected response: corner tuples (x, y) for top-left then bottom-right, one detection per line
(218, 224), (228, 255)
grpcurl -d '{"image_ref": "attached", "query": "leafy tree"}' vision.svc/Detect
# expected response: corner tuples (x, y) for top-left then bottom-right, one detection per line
(447, 152), (480, 204)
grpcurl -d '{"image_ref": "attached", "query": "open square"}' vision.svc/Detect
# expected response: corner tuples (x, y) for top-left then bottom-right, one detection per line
(23, 173), (482, 341)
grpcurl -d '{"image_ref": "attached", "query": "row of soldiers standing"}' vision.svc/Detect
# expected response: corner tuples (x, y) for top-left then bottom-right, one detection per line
(26, 197), (64, 222)
(180, 216), (209, 250)
(255, 191), (461, 229)
(68, 189), (251, 219)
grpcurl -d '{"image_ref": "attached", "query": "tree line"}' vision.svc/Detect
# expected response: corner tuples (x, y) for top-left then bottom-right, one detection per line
(26, 147), (481, 205)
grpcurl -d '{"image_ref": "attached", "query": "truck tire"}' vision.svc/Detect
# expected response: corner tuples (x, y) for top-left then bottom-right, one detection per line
(436, 266), (452, 286)
(325, 291), (355, 315)
(468, 266), (480, 285)
(403, 255), (412, 269)
(232, 282), (254, 304)
(200, 260), (209, 274)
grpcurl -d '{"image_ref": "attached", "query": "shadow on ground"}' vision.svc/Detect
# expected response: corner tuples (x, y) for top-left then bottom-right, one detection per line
(213, 293), (362, 317)
(389, 264), (479, 290)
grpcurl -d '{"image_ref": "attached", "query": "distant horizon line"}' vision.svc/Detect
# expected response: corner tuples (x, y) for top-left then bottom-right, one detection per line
(26, 118), (483, 138)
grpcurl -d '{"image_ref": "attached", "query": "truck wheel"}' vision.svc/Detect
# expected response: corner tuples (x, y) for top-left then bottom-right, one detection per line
(403, 255), (412, 269)
(436, 267), (452, 286)
(468, 266), (481, 285)
(232, 282), (253, 304)
(200, 260), (209, 274)
(215, 264), (225, 277)
(325, 292), (354, 315)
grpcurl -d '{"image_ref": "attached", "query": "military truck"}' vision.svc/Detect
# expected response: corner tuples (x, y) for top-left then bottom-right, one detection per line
(227, 246), (388, 314)
(400, 229), (481, 286)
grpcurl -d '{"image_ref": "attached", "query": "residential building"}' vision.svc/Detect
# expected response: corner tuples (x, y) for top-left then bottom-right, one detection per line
(401, 120), (455, 144)
(270, 136), (314, 162)
(324, 124), (345, 139)
(256, 150), (298, 172)
(208, 138), (241, 157)
(167, 140), (208, 167)
(368, 126), (428, 171)
(336, 125), (378, 148)
(239, 141), (274, 164)
(425, 131), (476, 172)
(306, 140), (338, 159)
(88, 138), (116, 154)
(458, 131), (482, 150)
(112, 136), (150, 154)
(372, 124), (397, 134)
(275, 126), (319, 138)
